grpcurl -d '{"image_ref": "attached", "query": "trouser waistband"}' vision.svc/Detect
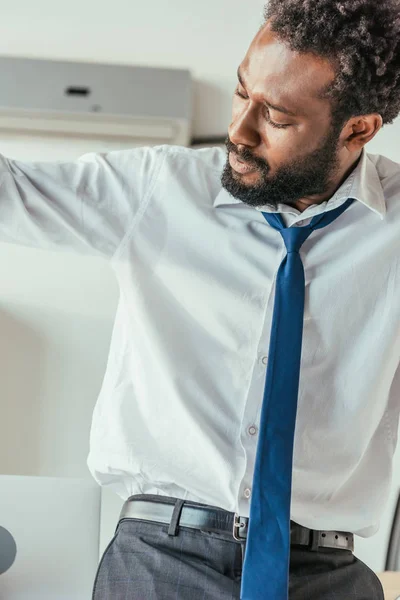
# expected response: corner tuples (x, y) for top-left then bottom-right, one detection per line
(118, 494), (354, 552)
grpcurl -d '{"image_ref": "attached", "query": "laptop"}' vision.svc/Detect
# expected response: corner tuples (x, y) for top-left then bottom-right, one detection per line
(0, 475), (101, 600)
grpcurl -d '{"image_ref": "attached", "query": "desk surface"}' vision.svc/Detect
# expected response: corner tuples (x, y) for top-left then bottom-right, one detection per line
(377, 573), (400, 600)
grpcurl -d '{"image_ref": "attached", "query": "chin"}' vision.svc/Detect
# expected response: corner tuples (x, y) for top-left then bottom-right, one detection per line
(233, 169), (262, 185)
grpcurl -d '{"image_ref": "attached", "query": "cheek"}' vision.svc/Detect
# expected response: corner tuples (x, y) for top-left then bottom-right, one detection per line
(231, 96), (243, 119)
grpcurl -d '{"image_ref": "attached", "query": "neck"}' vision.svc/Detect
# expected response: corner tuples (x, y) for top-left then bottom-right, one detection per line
(293, 150), (363, 214)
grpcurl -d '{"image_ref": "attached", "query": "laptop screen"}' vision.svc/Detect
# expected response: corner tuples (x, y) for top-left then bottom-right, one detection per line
(0, 475), (101, 600)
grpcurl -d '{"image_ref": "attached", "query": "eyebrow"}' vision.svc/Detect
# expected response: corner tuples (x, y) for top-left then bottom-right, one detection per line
(237, 67), (298, 117)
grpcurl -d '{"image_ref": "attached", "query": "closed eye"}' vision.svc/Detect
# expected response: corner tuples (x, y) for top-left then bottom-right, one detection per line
(234, 88), (291, 130)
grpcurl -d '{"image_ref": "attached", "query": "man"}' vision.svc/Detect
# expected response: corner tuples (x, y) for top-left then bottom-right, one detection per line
(1, 0), (399, 598)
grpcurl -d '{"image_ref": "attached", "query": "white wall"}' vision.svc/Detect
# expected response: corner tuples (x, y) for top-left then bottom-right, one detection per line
(0, 0), (399, 580)
(0, 0), (268, 139)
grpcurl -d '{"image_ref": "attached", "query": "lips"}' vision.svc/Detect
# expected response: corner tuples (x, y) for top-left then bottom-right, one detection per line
(229, 152), (258, 175)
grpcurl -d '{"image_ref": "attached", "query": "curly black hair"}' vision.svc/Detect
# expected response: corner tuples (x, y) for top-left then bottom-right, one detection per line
(263, 0), (400, 130)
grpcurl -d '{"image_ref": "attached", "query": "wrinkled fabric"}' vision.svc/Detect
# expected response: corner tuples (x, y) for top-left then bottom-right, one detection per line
(0, 145), (399, 537)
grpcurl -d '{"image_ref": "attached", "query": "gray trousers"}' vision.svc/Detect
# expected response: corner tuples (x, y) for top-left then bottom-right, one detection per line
(92, 495), (385, 599)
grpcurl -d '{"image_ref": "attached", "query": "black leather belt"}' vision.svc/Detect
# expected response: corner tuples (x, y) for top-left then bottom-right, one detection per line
(118, 495), (354, 552)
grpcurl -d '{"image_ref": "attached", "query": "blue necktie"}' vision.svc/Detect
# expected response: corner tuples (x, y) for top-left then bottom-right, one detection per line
(240, 198), (355, 600)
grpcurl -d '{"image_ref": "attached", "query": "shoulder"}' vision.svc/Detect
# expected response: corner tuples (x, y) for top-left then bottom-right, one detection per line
(367, 150), (400, 190)
(91, 144), (226, 190)
(158, 144), (226, 173)
(367, 151), (400, 212)
(146, 145), (227, 198)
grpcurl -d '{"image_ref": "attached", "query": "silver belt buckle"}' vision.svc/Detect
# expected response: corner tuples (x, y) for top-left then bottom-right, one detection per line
(233, 513), (246, 541)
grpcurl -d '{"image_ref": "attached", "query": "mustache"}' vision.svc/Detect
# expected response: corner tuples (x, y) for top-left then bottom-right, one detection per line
(225, 137), (267, 171)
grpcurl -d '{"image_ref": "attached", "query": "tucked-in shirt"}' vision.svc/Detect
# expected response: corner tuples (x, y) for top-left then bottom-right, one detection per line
(0, 143), (399, 538)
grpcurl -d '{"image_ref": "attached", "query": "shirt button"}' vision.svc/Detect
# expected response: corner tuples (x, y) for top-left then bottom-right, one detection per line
(261, 356), (268, 365)
(297, 220), (304, 226)
(244, 488), (252, 499)
(248, 426), (258, 436)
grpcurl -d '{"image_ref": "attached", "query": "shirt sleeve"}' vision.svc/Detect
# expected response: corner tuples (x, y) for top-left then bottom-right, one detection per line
(0, 144), (166, 260)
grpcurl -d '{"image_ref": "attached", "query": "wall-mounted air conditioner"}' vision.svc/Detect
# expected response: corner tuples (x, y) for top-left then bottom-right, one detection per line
(0, 56), (192, 150)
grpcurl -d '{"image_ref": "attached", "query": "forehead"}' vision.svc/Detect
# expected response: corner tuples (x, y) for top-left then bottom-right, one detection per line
(242, 23), (336, 117)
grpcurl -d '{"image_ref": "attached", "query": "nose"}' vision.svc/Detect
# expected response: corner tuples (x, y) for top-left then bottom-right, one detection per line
(228, 106), (260, 149)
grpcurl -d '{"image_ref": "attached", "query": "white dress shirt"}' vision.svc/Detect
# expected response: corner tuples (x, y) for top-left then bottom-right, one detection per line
(0, 144), (399, 538)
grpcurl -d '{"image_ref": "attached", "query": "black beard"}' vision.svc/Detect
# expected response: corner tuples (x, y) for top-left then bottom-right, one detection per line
(221, 122), (344, 211)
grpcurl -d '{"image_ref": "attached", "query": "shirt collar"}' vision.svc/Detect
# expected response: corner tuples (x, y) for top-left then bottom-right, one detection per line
(213, 147), (386, 221)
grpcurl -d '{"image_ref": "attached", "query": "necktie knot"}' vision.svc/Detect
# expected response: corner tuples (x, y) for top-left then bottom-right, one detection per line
(279, 227), (312, 254)
(260, 199), (356, 254)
